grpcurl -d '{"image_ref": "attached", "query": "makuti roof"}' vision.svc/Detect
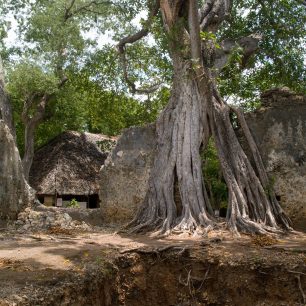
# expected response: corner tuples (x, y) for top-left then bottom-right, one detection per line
(29, 131), (116, 195)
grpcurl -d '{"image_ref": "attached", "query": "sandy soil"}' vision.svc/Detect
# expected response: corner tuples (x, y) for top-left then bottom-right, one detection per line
(0, 228), (305, 305)
(0, 228), (305, 270)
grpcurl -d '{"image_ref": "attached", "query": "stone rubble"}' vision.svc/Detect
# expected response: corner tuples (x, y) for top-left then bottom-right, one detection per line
(14, 207), (91, 232)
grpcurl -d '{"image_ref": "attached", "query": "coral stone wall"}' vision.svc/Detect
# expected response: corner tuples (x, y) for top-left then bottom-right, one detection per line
(99, 124), (156, 224)
(244, 88), (306, 231)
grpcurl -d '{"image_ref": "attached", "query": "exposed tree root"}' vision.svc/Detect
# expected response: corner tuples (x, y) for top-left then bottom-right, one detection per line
(212, 99), (291, 235)
(120, 245), (187, 255)
(288, 271), (306, 304)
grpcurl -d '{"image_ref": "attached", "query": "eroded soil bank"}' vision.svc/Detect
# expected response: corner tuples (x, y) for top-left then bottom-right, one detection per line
(0, 230), (305, 306)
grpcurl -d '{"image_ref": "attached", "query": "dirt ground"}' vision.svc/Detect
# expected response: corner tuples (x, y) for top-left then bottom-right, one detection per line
(0, 228), (305, 305)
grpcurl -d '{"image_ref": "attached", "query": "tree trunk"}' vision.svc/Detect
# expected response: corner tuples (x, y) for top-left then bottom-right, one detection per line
(0, 57), (34, 218)
(21, 94), (48, 181)
(211, 99), (291, 234)
(0, 56), (16, 139)
(127, 59), (214, 235)
(22, 121), (37, 181)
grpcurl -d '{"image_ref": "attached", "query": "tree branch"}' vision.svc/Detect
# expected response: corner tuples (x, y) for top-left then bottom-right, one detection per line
(188, 0), (202, 62)
(64, 0), (113, 20)
(199, 0), (232, 32)
(65, 0), (77, 20)
(214, 34), (262, 74)
(21, 76), (68, 124)
(117, 0), (161, 94)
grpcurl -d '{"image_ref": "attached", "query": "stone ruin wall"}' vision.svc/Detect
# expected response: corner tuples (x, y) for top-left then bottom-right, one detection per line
(244, 88), (306, 232)
(99, 88), (306, 231)
(99, 124), (156, 224)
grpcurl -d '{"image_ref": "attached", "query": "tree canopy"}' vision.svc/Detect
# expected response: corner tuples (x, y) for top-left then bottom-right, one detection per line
(1, 0), (169, 158)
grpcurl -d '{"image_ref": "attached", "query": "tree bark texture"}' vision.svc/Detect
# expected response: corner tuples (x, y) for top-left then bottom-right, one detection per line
(0, 57), (33, 219)
(0, 120), (34, 219)
(0, 56), (16, 139)
(128, 60), (214, 235)
(124, 0), (291, 235)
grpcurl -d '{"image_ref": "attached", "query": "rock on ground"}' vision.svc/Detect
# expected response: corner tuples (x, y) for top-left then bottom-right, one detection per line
(15, 207), (91, 232)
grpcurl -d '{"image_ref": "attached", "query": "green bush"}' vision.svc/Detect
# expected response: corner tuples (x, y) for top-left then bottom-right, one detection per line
(67, 198), (80, 208)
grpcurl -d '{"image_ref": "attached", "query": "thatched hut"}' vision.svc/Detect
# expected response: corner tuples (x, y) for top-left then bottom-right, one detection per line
(29, 131), (116, 209)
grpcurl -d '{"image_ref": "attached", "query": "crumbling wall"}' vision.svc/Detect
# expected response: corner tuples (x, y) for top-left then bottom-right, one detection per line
(244, 88), (306, 231)
(99, 124), (156, 224)
(0, 120), (33, 220)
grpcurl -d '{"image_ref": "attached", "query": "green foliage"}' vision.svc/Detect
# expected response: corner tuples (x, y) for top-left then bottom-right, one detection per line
(96, 140), (116, 152)
(201, 139), (228, 210)
(2, 0), (170, 156)
(7, 62), (59, 99)
(68, 198), (80, 208)
(264, 175), (276, 197)
(218, 0), (306, 105)
(2, 0), (305, 157)
(200, 31), (221, 49)
(6, 62), (59, 154)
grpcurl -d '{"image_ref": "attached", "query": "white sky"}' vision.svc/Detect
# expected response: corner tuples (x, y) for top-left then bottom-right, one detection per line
(4, 10), (149, 49)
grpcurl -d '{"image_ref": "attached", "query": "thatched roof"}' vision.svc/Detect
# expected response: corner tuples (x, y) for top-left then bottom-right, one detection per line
(29, 131), (116, 195)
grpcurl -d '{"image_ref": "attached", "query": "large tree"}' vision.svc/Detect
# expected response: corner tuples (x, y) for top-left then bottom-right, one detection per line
(119, 0), (303, 235)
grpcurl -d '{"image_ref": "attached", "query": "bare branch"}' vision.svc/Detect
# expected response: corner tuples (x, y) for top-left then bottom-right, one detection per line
(117, 0), (161, 94)
(64, 0), (77, 20)
(198, 0), (214, 22)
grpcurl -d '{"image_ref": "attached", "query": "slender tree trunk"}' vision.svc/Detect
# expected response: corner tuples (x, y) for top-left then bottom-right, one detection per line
(22, 121), (37, 181)
(21, 76), (67, 181)
(21, 94), (48, 181)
